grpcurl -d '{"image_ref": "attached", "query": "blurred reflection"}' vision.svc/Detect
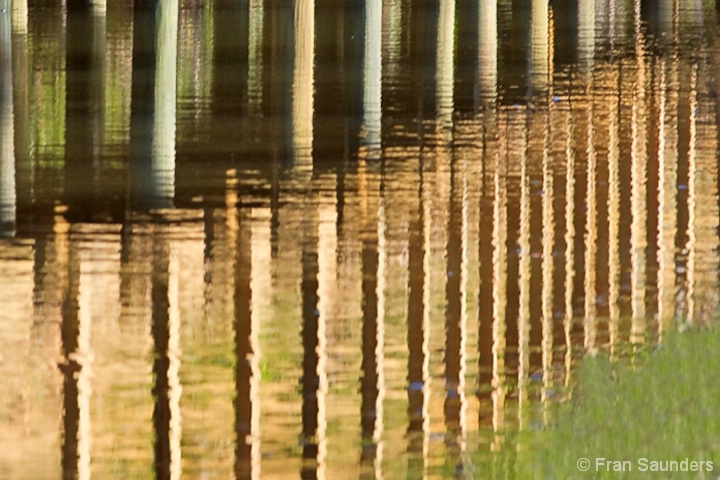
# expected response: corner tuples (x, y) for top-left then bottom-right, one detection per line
(247, 0), (264, 113)
(235, 208), (261, 480)
(477, 0), (497, 102)
(293, 0), (314, 175)
(362, 0), (381, 153)
(0, 5), (15, 236)
(130, 0), (177, 210)
(359, 167), (385, 480)
(151, 231), (182, 480)
(3, 1), (720, 477)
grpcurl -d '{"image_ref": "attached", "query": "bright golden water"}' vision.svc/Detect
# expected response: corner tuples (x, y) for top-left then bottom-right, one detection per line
(1, 0), (719, 478)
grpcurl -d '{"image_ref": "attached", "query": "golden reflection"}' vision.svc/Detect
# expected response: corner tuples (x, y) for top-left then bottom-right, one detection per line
(151, 229), (182, 480)
(657, 56), (678, 336)
(630, 0), (647, 345)
(316, 181), (336, 480)
(687, 60), (719, 325)
(10, 0), (27, 34)
(607, 65), (621, 356)
(517, 108), (531, 429)
(6, 1), (720, 477)
(491, 111), (507, 451)
(248, 208), (270, 479)
(540, 108), (554, 421)
(76, 244), (93, 480)
(577, 0), (598, 353)
(563, 98), (575, 388)
(530, 0), (549, 91)
(0, 240), (35, 476)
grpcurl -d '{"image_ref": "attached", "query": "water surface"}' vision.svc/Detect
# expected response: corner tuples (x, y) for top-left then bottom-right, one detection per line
(1, 0), (720, 478)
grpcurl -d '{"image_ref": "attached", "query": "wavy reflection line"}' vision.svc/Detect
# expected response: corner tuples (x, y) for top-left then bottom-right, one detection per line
(317, 191), (335, 479)
(168, 244), (182, 480)
(563, 100), (575, 388)
(685, 66), (698, 325)
(584, 89), (597, 351)
(630, 0), (647, 344)
(491, 112), (507, 451)
(657, 56), (678, 336)
(540, 104), (554, 421)
(518, 108), (530, 430)
(608, 65), (621, 357)
(77, 245), (93, 480)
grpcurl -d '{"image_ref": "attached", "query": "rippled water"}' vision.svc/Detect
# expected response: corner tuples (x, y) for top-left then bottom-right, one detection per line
(1, 0), (719, 478)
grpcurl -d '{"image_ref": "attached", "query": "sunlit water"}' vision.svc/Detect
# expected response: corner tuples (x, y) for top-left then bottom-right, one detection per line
(1, 0), (719, 478)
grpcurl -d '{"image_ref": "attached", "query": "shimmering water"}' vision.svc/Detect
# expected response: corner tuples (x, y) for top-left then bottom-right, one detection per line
(1, 0), (719, 478)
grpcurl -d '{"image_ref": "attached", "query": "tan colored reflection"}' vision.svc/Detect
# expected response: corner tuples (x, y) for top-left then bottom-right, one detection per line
(406, 150), (431, 478)
(563, 100), (575, 387)
(657, 54), (679, 336)
(578, 0), (598, 352)
(0, 240), (37, 476)
(540, 110), (554, 421)
(530, 0), (549, 91)
(235, 206), (265, 480)
(436, 0), (454, 126)
(10, 0), (27, 34)
(248, 208), (270, 479)
(518, 110), (531, 429)
(687, 60), (719, 324)
(0, 5), (15, 235)
(293, 0), (315, 175)
(607, 66), (621, 356)
(477, 0), (497, 101)
(60, 227), (94, 480)
(151, 228), (183, 480)
(300, 190), (326, 479)
(491, 113), (507, 451)
(630, 1), (647, 344)
(358, 137), (384, 478)
(247, 0), (264, 113)
(578, 0), (595, 68)
(152, 0), (178, 203)
(316, 180), (336, 480)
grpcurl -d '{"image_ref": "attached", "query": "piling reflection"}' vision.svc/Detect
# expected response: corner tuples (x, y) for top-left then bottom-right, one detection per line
(1, 1), (720, 478)
(0, 4), (15, 236)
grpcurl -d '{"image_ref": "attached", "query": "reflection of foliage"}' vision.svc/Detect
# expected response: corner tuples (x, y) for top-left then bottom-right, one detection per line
(28, 12), (65, 167)
(176, 3), (214, 106)
(103, 6), (134, 149)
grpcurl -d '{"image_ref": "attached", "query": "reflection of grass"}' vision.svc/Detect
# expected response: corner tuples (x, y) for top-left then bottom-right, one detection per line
(475, 327), (720, 479)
